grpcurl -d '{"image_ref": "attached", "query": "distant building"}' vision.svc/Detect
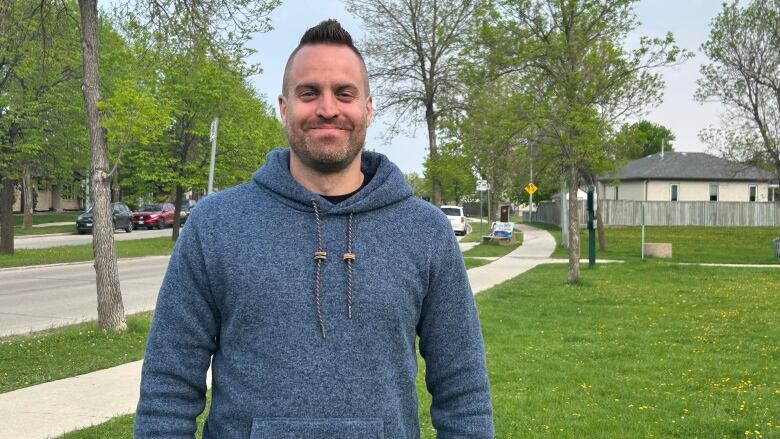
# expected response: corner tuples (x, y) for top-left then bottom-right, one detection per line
(598, 152), (778, 203)
(12, 179), (83, 212)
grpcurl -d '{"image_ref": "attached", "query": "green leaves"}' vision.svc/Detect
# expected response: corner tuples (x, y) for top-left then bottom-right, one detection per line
(696, 0), (780, 182)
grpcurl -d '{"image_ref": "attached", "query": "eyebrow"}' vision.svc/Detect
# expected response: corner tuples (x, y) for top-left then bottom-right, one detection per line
(293, 82), (361, 95)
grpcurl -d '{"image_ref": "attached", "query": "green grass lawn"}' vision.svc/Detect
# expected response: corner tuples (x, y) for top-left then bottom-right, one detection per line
(464, 257), (493, 270)
(13, 224), (75, 235)
(462, 242), (521, 258)
(13, 212), (80, 226)
(0, 313), (152, 393)
(0, 237), (176, 268)
(46, 261), (780, 438)
(527, 222), (780, 265)
(472, 262), (780, 438)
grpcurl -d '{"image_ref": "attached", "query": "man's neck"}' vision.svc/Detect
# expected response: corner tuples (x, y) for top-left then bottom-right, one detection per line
(290, 151), (364, 196)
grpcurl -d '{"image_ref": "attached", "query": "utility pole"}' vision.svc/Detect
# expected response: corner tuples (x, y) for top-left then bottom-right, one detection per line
(529, 160), (534, 221)
(208, 117), (218, 195)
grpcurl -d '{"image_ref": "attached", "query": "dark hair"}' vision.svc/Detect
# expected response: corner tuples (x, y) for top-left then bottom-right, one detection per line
(282, 19), (369, 96)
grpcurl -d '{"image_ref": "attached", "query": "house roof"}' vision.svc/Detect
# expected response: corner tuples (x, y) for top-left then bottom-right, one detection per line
(600, 151), (777, 182)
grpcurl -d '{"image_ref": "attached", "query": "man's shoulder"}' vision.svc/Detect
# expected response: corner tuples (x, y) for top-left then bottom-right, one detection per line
(394, 196), (453, 230)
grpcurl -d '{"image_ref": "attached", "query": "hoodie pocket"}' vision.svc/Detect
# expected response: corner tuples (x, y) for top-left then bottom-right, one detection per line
(250, 418), (384, 439)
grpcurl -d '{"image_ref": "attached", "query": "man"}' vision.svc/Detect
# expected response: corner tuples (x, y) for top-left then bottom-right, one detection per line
(135, 19), (493, 438)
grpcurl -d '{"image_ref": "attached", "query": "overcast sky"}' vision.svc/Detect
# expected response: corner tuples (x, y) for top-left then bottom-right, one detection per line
(242, 0), (730, 174)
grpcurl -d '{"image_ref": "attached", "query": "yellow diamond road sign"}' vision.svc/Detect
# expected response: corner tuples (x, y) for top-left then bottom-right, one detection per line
(524, 182), (538, 195)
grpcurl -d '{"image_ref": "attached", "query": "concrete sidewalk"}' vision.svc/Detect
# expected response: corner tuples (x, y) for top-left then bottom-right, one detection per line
(0, 224), (558, 439)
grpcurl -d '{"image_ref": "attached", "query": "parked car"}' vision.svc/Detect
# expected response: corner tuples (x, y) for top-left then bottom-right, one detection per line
(179, 199), (197, 224)
(132, 203), (176, 229)
(76, 202), (134, 234)
(441, 205), (467, 236)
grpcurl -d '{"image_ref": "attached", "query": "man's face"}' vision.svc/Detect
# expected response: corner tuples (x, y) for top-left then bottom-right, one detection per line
(279, 43), (373, 174)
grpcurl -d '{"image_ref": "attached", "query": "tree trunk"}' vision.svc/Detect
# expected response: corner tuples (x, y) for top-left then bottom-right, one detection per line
(0, 178), (15, 255)
(172, 184), (183, 241)
(425, 109), (442, 206)
(79, 0), (126, 332)
(51, 184), (62, 212)
(22, 168), (33, 228)
(567, 166), (580, 283)
(111, 166), (120, 202)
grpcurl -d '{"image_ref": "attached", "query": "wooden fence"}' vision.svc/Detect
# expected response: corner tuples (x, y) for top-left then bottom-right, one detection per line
(530, 200), (780, 227)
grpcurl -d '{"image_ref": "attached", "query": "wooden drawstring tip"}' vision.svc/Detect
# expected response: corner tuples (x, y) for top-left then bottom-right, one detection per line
(314, 251), (327, 261)
(343, 252), (356, 262)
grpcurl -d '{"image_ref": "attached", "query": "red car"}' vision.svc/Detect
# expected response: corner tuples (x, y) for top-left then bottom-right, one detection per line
(132, 203), (176, 229)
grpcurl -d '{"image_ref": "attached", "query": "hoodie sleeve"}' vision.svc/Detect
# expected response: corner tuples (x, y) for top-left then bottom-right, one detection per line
(417, 225), (494, 438)
(134, 212), (220, 438)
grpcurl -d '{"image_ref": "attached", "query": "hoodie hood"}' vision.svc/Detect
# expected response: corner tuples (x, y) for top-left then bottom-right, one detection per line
(252, 148), (413, 215)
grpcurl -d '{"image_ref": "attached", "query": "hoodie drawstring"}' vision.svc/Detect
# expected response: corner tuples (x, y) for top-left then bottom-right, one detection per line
(312, 201), (327, 338)
(311, 201), (356, 338)
(344, 212), (355, 319)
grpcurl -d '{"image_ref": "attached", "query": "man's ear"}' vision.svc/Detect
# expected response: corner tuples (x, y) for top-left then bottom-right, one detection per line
(278, 94), (287, 125)
(366, 95), (373, 126)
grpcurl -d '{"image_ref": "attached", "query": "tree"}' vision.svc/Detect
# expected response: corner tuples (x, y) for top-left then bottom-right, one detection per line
(345, 0), (479, 207)
(424, 141), (477, 205)
(78, 0), (127, 331)
(118, 0), (279, 241)
(477, 0), (691, 282)
(451, 83), (531, 222)
(696, 0), (780, 183)
(615, 120), (675, 159)
(0, 0), (85, 254)
(403, 171), (429, 199)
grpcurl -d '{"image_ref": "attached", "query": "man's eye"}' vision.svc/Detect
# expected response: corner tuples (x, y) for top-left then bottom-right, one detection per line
(300, 91), (317, 98)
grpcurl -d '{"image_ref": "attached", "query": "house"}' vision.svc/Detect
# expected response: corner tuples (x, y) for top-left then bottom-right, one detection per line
(598, 152), (778, 203)
(12, 180), (83, 212)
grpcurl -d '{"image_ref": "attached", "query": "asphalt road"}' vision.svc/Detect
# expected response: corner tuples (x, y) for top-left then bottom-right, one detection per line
(1, 226), (472, 337)
(14, 228), (175, 250)
(0, 256), (169, 337)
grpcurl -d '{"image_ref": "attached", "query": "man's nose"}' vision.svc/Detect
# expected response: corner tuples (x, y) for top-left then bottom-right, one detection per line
(316, 92), (339, 119)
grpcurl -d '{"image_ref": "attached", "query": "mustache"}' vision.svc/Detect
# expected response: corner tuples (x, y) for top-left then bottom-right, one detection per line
(303, 121), (353, 130)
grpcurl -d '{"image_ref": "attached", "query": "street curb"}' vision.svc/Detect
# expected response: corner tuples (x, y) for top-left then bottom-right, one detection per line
(0, 255), (171, 272)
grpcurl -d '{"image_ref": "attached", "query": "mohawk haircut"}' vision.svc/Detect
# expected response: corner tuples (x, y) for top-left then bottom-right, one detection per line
(282, 19), (370, 97)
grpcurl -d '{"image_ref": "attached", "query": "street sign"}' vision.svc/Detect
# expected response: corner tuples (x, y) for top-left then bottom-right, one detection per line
(210, 118), (219, 141)
(524, 182), (538, 195)
(477, 180), (490, 192)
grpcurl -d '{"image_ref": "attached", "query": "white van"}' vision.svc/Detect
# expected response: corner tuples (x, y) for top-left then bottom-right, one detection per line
(440, 205), (467, 236)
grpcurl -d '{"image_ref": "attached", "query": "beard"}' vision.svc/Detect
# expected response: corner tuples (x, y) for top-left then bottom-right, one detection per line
(287, 119), (367, 174)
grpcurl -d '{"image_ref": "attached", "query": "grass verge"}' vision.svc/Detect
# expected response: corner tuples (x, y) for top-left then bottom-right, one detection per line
(52, 262), (780, 438)
(462, 242), (521, 258)
(463, 257), (492, 270)
(0, 237), (175, 268)
(14, 225), (75, 236)
(0, 313), (152, 393)
(13, 212), (80, 226)
(56, 392), (211, 439)
(527, 222), (780, 264)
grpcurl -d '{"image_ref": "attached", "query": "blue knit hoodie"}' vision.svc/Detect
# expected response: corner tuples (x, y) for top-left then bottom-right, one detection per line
(135, 148), (494, 438)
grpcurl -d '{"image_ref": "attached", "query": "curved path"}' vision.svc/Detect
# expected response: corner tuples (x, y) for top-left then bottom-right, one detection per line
(0, 225), (558, 439)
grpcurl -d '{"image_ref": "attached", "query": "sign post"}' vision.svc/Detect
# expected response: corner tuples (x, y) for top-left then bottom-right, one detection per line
(476, 179), (489, 236)
(208, 117), (219, 195)
(587, 185), (596, 268)
(524, 182), (538, 221)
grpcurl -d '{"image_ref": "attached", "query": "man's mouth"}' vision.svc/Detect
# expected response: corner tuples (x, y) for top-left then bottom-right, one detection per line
(309, 125), (348, 132)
